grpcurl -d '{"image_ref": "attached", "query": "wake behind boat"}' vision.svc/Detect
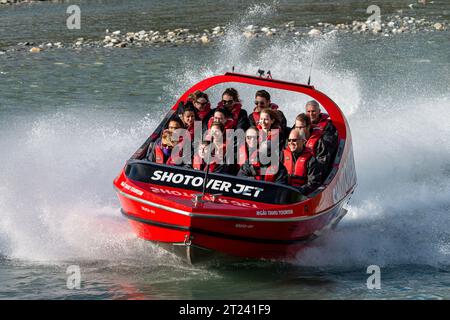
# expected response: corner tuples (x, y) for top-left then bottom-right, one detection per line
(113, 72), (357, 264)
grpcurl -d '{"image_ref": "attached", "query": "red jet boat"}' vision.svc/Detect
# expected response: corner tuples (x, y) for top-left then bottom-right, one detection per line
(113, 72), (357, 264)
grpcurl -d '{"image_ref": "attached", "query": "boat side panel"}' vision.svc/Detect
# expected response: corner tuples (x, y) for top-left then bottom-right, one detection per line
(118, 190), (347, 243)
(121, 202), (345, 261)
(315, 118), (357, 211)
(128, 220), (188, 243)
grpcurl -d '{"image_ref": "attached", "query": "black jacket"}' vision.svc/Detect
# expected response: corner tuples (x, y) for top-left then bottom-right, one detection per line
(237, 161), (289, 185)
(321, 121), (339, 158)
(297, 156), (323, 195)
(317, 121), (339, 179)
(312, 138), (330, 170)
(146, 139), (161, 162)
(234, 108), (250, 131)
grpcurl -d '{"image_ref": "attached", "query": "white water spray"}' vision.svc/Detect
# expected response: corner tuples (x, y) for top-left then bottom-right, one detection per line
(0, 4), (449, 268)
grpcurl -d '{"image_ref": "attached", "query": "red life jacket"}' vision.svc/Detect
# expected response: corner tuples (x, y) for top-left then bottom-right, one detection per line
(252, 111), (260, 127)
(154, 145), (165, 164)
(165, 139), (188, 166)
(249, 151), (278, 182)
(312, 113), (330, 130)
(165, 156), (177, 166)
(306, 113), (330, 155)
(216, 102), (243, 129)
(196, 103), (212, 121)
(251, 103), (279, 126)
(184, 123), (195, 140)
(283, 148), (313, 186)
(207, 116), (234, 130)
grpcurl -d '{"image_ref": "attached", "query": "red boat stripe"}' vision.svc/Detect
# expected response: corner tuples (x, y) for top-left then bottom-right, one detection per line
(122, 209), (318, 245)
(115, 185), (354, 222)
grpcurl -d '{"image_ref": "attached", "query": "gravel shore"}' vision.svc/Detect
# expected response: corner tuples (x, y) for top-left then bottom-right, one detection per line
(1, 1), (447, 53)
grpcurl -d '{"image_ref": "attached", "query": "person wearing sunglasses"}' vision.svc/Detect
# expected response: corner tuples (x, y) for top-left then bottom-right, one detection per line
(189, 90), (213, 119)
(293, 113), (311, 138)
(173, 90), (213, 133)
(215, 88), (250, 131)
(281, 129), (323, 195)
(248, 90), (288, 136)
(147, 129), (183, 165)
(146, 119), (183, 160)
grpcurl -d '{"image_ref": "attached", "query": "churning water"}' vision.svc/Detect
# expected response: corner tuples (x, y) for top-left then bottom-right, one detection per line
(0, 0), (449, 299)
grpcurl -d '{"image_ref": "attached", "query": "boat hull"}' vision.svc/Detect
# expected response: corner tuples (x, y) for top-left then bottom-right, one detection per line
(116, 183), (353, 263)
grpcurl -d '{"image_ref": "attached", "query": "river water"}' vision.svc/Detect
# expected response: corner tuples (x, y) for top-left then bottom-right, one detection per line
(0, 0), (449, 299)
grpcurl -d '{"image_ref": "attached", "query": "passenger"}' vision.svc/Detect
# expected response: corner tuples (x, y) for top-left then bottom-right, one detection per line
(190, 90), (214, 127)
(215, 88), (250, 131)
(293, 113), (311, 134)
(207, 108), (234, 130)
(191, 140), (229, 173)
(258, 108), (285, 149)
(282, 129), (322, 195)
(211, 121), (229, 160)
(237, 127), (259, 167)
(294, 113), (330, 173)
(181, 106), (196, 139)
(305, 100), (339, 172)
(167, 118), (183, 133)
(238, 141), (288, 184)
(249, 90), (288, 136)
(146, 119), (182, 159)
(148, 129), (180, 165)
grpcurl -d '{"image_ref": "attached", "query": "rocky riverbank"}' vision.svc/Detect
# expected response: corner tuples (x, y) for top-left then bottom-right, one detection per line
(93, 14), (446, 49)
(0, 0), (45, 5)
(1, 1), (447, 54)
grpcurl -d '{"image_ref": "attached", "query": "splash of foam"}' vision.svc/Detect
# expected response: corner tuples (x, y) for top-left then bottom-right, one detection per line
(1, 3), (449, 269)
(297, 96), (450, 267)
(0, 110), (173, 262)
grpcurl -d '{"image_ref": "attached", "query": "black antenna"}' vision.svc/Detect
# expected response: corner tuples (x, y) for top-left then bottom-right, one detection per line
(232, 66), (235, 72)
(307, 44), (316, 86)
